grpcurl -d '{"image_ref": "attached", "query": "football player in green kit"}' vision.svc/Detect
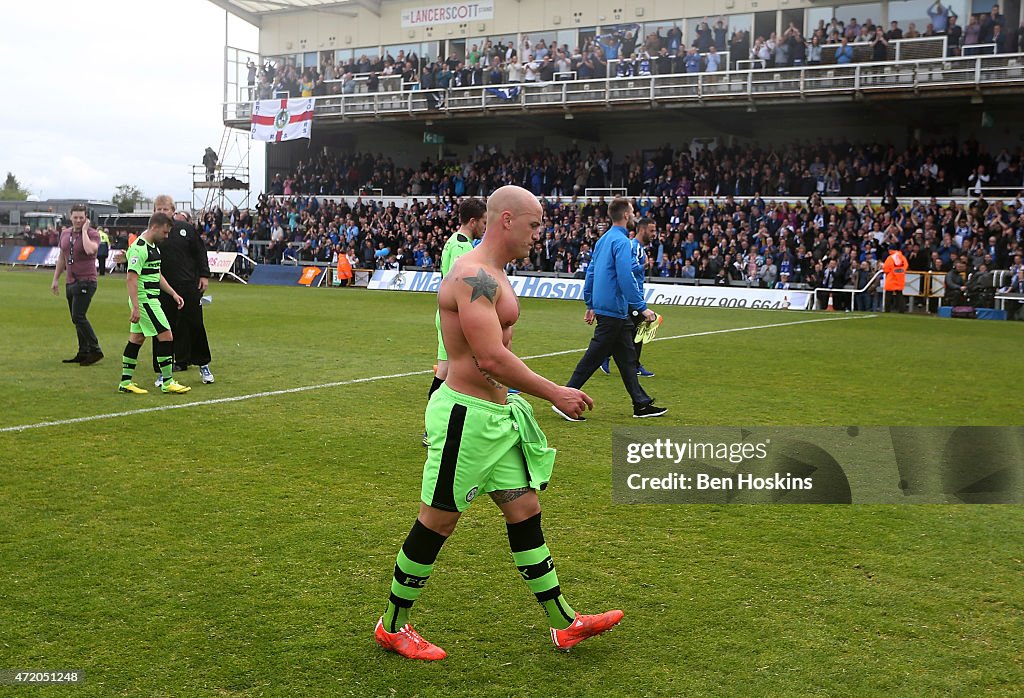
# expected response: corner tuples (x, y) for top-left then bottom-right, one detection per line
(117, 212), (191, 395)
(422, 197), (487, 446)
(376, 186), (621, 661)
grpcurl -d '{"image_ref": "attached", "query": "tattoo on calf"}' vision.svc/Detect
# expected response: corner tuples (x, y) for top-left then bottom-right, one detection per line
(490, 487), (531, 504)
(463, 269), (498, 302)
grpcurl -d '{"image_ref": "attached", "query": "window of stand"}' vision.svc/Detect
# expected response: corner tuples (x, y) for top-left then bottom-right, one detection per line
(889, 0), (970, 32)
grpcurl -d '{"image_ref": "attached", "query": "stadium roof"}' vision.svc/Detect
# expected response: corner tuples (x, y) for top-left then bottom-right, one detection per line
(208, 0), (382, 26)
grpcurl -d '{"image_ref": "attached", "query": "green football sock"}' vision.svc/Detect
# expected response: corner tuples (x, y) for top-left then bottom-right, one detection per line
(507, 513), (576, 630)
(156, 340), (174, 381)
(383, 520), (447, 633)
(121, 341), (141, 384)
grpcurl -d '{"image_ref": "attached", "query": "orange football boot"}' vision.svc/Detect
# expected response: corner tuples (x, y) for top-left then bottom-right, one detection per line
(550, 610), (624, 651)
(374, 618), (447, 661)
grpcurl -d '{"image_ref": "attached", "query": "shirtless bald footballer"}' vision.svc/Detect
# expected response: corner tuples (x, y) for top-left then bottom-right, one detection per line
(374, 185), (623, 660)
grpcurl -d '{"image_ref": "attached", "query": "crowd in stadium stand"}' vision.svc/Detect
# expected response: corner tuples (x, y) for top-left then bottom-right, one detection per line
(181, 141), (1022, 309)
(233, 188), (1021, 309)
(266, 139), (1024, 200)
(251, 6), (1024, 99)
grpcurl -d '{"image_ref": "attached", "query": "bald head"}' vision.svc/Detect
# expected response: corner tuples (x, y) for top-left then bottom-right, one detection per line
(487, 185), (541, 226)
(485, 185), (543, 259)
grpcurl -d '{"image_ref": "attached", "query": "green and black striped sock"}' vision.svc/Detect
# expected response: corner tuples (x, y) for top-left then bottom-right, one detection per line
(120, 341), (142, 384)
(382, 519), (448, 633)
(507, 513), (576, 630)
(155, 340), (174, 382)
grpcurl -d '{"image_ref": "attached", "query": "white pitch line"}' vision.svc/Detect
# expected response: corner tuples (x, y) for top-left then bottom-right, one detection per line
(0, 313), (875, 434)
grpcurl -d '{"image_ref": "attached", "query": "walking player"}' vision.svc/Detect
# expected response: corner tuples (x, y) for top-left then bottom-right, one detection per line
(152, 196), (214, 387)
(117, 212), (192, 395)
(423, 197), (487, 446)
(374, 186), (621, 661)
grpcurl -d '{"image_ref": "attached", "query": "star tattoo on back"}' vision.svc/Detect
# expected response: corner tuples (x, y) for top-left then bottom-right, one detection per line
(463, 268), (498, 302)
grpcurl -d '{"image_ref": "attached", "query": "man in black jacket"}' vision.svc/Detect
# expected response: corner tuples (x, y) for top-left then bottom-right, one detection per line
(153, 195), (214, 386)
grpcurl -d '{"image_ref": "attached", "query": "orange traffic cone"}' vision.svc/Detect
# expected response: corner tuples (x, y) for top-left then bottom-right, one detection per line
(826, 293), (835, 311)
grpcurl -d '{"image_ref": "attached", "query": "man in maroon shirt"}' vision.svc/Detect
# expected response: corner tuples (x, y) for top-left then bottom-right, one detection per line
(51, 204), (103, 365)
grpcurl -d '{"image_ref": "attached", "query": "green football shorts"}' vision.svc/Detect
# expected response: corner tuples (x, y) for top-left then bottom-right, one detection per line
(130, 298), (169, 337)
(421, 383), (556, 512)
(435, 309), (447, 362)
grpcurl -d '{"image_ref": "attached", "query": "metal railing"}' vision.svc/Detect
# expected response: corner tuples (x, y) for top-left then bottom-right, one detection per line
(814, 270), (883, 310)
(225, 51), (1024, 125)
(819, 35), (947, 65)
(608, 51), (731, 76)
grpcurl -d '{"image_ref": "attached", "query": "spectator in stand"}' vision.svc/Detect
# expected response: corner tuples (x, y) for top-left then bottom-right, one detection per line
(246, 59), (257, 99)
(1003, 266), (1024, 318)
(789, 30), (808, 66)
(655, 47), (672, 75)
(694, 18), (712, 53)
(765, 32), (778, 67)
(836, 37), (855, 64)
(667, 25), (683, 54)
(993, 24), (1013, 53)
(871, 27), (889, 61)
(684, 47), (702, 73)
(506, 55), (524, 82)
(523, 54), (541, 82)
(751, 36), (771, 68)
(947, 15), (963, 55)
(928, 1), (951, 33)
(963, 14), (982, 54)
(853, 260), (875, 310)
(886, 21), (904, 41)
(776, 24), (794, 66)
(968, 165), (991, 197)
(728, 30), (748, 70)
(713, 17), (729, 50)
(705, 46), (721, 72)
(760, 254), (778, 288)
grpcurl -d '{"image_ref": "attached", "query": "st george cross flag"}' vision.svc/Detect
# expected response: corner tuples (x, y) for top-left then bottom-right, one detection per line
(251, 97), (314, 142)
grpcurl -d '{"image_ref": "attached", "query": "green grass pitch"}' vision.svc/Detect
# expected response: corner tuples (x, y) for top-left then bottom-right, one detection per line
(0, 270), (1021, 696)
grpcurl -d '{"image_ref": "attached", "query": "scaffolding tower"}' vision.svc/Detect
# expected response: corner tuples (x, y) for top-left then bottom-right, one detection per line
(192, 126), (251, 213)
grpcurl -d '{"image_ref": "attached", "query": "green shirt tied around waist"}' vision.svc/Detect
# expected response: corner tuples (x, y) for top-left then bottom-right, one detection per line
(506, 392), (557, 490)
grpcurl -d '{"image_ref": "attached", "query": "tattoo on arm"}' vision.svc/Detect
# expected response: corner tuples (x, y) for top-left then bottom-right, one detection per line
(463, 268), (499, 302)
(490, 487), (531, 505)
(473, 357), (504, 389)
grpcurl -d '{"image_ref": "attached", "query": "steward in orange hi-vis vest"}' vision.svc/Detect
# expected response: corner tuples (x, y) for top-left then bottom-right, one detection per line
(883, 248), (908, 291)
(336, 253), (353, 283)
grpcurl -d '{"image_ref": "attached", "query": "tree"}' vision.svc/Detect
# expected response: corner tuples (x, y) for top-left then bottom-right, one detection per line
(0, 172), (30, 201)
(112, 184), (145, 213)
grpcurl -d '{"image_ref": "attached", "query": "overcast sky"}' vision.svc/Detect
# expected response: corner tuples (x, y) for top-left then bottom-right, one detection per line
(3, 0), (262, 205)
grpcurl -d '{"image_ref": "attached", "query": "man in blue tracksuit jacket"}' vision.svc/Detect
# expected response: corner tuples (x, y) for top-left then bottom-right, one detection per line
(553, 198), (668, 420)
(600, 215), (656, 377)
